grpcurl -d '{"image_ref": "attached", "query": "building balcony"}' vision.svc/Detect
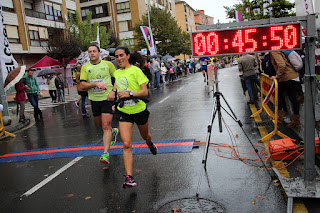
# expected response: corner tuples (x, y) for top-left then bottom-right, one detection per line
(25, 9), (63, 22)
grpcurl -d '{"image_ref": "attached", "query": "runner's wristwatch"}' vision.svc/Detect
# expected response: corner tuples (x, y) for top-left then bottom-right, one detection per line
(129, 91), (133, 98)
(112, 88), (117, 93)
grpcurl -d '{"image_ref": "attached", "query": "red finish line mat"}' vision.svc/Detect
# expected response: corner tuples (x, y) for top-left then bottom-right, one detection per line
(0, 139), (196, 163)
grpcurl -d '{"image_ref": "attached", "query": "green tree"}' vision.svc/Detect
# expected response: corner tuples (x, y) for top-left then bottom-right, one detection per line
(179, 31), (192, 58)
(132, 6), (190, 56)
(46, 32), (81, 93)
(224, 0), (295, 21)
(68, 11), (115, 51)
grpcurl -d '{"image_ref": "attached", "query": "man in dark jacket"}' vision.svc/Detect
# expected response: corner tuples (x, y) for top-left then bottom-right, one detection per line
(238, 54), (260, 104)
(55, 73), (65, 102)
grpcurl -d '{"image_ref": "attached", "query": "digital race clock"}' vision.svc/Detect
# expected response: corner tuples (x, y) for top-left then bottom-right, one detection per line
(191, 23), (302, 57)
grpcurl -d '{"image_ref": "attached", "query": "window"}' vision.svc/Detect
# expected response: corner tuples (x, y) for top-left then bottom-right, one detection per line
(118, 20), (132, 32)
(44, 2), (62, 22)
(2, 6), (15, 12)
(68, 10), (76, 21)
(29, 26), (48, 47)
(24, 2), (33, 10)
(116, 2), (130, 14)
(81, 9), (90, 17)
(5, 25), (19, 43)
(96, 6), (103, 15)
(82, 4), (108, 20)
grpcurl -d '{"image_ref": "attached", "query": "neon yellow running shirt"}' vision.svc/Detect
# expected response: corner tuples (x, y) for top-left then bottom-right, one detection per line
(114, 65), (149, 114)
(80, 60), (116, 101)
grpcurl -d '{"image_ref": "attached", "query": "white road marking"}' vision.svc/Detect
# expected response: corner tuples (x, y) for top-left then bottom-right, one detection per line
(158, 96), (170, 103)
(177, 87), (184, 92)
(21, 156), (83, 197)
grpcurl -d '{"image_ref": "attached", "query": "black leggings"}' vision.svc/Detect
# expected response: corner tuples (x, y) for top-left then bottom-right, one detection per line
(278, 80), (300, 115)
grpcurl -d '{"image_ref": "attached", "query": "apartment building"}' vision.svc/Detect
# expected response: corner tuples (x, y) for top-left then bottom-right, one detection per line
(174, 0), (195, 32)
(2, 0), (80, 67)
(194, 10), (213, 27)
(80, 0), (176, 46)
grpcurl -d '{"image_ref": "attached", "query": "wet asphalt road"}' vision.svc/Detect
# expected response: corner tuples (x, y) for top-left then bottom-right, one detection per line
(0, 67), (287, 212)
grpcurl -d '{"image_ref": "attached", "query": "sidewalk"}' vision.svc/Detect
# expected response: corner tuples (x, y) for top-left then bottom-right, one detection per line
(5, 86), (78, 103)
(1, 86), (79, 138)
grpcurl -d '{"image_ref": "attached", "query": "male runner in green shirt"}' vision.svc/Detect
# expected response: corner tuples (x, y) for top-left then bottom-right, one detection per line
(80, 44), (118, 164)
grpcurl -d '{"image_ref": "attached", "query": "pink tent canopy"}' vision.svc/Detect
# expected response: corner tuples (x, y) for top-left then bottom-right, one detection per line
(29, 56), (61, 69)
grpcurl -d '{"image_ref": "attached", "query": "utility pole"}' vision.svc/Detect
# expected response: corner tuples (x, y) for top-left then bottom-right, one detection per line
(0, 66), (11, 124)
(146, 0), (157, 54)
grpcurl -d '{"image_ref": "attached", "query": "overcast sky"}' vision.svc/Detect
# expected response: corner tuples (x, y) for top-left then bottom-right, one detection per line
(184, 0), (296, 24)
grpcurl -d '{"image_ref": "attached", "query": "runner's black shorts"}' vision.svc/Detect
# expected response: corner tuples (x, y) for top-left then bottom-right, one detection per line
(91, 100), (114, 117)
(116, 108), (150, 125)
(201, 67), (208, 72)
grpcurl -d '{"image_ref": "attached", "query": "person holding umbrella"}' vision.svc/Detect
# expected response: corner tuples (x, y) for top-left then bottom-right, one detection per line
(21, 70), (43, 121)
(15, 80), (28, 123)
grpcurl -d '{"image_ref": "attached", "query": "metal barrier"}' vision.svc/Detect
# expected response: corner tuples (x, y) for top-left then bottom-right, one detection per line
(0, 112), (15, 138)
(251, 73), (288, 142)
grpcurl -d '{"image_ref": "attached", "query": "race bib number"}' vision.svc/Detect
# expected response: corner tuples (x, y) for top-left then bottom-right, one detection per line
(123, 100), (135, 106)
(90, 79), (105, 93)
(201, 61), (207, 65)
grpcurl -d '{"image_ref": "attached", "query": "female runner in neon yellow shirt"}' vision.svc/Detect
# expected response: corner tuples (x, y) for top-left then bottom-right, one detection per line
(114, 46), (157, 188)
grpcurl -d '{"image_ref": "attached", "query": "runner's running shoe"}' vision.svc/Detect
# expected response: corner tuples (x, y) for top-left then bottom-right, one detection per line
(148, 142), (157, 155)
(123, 175), (137, 188)
(111, 128), (119, 146)
(99, 153), (110, 164)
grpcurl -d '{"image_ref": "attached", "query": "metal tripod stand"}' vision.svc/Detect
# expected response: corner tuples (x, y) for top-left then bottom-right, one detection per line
(202, 68), (242, 169)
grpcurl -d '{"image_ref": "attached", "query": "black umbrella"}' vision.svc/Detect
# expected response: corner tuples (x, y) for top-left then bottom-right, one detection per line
(162, 54), (175, 61)
(37, 69), (56, 77)
(149, 54), (162, 59)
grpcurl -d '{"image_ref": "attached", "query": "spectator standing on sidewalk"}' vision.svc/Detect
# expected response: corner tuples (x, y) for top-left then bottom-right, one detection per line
(270, 51), (301, 127)
(21, 70), (43, 121)
(152, 58), (161, 88)
(15, 80), (27, 122)
(160, 62), (167, 84)
(238, 54), (260, 104)
(168, 64), (175, 82)
(148, 60), (154, 87)
(47, 74), (57, 103)
(55, 73), (65, 102)
(76, 66), (90, 118)
(80, 44), (118, 164)
(114, 46), (157, 188)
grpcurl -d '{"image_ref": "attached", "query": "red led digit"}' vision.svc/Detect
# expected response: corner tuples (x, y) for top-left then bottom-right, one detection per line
(284, 25), (298, 49)
(232, 30), (244, 53)
(207, 32), (219, 55)
(270, 26), (284, 50)
(194, 33), (207, 56)
(244, 28), (257, 52)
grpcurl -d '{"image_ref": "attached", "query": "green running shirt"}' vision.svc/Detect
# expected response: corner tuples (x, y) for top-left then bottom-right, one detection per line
(80, 60), (116, 101)
(114, 65), (149, 114)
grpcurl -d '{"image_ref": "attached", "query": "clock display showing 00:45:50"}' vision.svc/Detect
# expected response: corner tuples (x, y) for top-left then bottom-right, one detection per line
(192, 23), (301, 57)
